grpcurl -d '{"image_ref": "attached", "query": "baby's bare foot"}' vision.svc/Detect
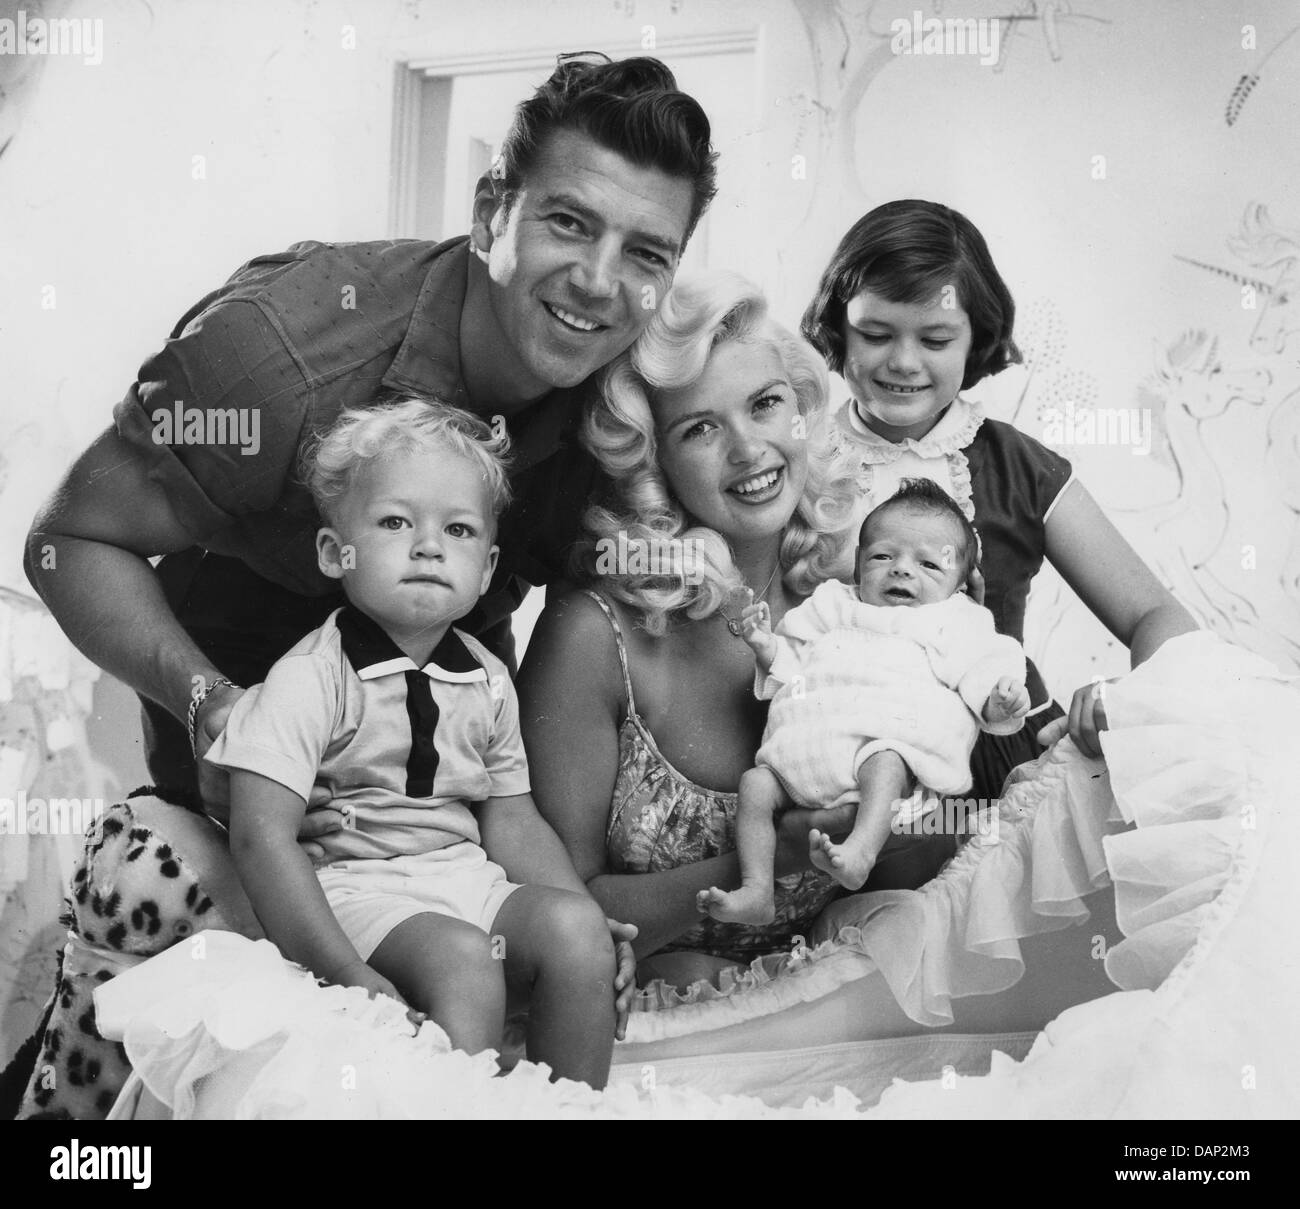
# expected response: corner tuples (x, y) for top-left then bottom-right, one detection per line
(807, 829), (838, 875)
(808, 829), (874, 891)
(698, 885), (776, 925)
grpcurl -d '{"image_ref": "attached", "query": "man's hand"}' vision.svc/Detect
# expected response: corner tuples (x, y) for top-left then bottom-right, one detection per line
(296, 801), (347, 862)
(607, 918), (638, 1040)
(965, 563), (986, 605)
(982, 677), (1030, 725)
(194, 683), (344, 849)
(1037, 677), (1115, 757)
(193, 682), (246, 822)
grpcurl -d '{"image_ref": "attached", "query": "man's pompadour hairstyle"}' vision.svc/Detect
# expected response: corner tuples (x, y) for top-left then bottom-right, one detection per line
(493, 53), (718, 243)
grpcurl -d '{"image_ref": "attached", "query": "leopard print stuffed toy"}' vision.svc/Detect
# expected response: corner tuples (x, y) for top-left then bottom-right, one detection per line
(17, 789), (261, 1119)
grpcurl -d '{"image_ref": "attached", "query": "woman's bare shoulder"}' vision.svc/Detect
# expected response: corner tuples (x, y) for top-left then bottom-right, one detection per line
(518, 585), (625, 701)
(532, 583), (618, 642)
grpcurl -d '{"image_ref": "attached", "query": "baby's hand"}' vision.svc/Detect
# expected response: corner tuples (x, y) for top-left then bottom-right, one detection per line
(983, 677), (1030, 724)
(740, 595), (772, 640)
(738, 592), (778, 665)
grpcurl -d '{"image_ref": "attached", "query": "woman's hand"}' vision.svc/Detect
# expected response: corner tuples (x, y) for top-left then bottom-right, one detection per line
(774, 803), (856, 876)
(965, 563), (986, 605)
(1037, 678), (1116, 757)
(607, 918), (639, 1039)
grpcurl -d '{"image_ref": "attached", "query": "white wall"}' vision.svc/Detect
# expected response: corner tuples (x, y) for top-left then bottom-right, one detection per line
(3, 0), (1298, 784)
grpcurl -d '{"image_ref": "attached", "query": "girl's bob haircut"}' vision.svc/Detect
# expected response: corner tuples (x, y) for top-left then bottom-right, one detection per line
(801, 199), (1022, 391)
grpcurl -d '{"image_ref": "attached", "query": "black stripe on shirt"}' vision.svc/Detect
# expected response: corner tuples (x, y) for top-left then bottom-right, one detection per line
(404, 669), (440, 797)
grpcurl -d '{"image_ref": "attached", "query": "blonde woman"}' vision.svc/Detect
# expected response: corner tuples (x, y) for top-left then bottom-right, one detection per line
(517, 274), (958, 989)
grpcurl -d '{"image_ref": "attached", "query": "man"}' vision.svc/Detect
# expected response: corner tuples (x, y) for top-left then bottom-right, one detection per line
(25, 54), (717, 810)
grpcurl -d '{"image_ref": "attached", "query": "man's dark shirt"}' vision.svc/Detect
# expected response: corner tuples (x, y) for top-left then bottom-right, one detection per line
(112, 237), (599, 791)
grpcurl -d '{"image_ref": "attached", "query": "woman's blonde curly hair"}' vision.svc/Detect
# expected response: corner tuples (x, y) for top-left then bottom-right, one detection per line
(576, 271), (857, 635)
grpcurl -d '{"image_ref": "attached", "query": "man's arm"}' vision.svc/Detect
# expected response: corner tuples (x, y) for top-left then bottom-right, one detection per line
(25, 424), (228, 726)
(28, 262), (314, 740)
(24, 425), (280, 819)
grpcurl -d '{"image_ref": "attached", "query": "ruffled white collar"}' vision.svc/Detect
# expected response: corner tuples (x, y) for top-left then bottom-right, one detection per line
(838, 395), (984, 463)
(834, 395), (983, 521)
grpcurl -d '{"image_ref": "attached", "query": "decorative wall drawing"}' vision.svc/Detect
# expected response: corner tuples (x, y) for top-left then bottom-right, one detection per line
(784, 0), (1108, 251)
(1114, 204), (1300, 673)
(1131, 332), (1299, 667)
(1225, 24), (1299, 127)
(1226, 204), (1300, 356)
(984, 0), (1112, 73)
(0, 0), (48, 161)
(1015, 297), (1099, 430)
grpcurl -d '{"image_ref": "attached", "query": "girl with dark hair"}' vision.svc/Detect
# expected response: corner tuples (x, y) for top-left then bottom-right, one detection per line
(803, 200), (1196, 798)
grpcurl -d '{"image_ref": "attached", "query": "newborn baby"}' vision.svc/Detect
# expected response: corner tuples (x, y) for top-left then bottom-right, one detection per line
(701, 477), (1029, 925)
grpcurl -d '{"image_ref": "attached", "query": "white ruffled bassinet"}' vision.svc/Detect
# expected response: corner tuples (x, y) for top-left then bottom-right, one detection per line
(96, 632), (1300, 1118)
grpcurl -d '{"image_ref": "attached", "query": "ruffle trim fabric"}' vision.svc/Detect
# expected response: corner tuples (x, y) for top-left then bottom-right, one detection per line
(841, 396), (985, 462)
(89, 631), (1288, 1116)
(94, 931), (865, 1119)
(834, 396), (982, 521)
(946, 448), (975, 522)
(623, 630), (1281, 1042)
(625, 735), (1118, 1040)
(1099, 632), (1286, 993)
(862, 631), (1297, 1120)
